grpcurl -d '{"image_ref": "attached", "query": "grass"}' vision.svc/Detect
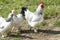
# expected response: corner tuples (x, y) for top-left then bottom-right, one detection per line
(54, 20), (60, 27)
(0, 38), (21, 40)
(37, 21), (48, 29)
(0, 0), (60, 18)
(12, 38), (21, 40)
(44, 5), (60, 19)
(41, 21), (48, 26)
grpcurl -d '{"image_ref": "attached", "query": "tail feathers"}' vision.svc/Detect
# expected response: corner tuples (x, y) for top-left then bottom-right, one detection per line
(21, 6), (27, 16)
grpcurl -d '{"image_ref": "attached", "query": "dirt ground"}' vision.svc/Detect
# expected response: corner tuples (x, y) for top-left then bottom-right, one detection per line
(19, 26), (60, 40)
(1, 16), (60, 40)
(4, 26), (60, 40)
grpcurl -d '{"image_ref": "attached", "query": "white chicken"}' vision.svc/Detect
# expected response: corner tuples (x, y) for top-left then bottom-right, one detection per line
(0, 13), (14, 38)
(21, 2), (44, 32)
(0, 16), (6, 24)
(8, 10), (24, 32)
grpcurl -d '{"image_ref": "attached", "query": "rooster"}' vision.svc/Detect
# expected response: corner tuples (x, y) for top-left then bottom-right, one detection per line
(21, 2), (44, 32)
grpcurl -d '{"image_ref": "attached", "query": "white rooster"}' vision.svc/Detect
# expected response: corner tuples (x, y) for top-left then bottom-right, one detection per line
(0, 13), (14, 38)
(21, 2), (44, 32)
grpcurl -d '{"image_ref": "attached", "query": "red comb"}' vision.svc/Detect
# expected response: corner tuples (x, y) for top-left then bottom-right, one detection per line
(40, 2), (44, 4)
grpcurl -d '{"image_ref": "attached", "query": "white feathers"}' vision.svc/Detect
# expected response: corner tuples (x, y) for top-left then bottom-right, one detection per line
(8, 10), (24, 32)
(0, 16), (6, 24)
(0, 18), (13, 33)
(24, 6), (44, 27)
(25, 9), (33, 21)
(0, 13), (14, 38)
(13, 14), (24, 25)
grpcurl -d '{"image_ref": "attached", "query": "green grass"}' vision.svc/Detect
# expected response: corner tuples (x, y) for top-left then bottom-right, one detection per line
(44, 5), (60, 19)
(0, 38), (21, 40)
(37, 21), (48, 29)
(41, 21), (48, 26)
(0, 0), (60, 18)
(54, 20), (60, 27)
(12, 38), (21, 40)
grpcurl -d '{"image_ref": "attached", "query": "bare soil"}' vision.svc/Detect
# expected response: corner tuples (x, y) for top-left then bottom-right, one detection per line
(1, 16), (60, 40)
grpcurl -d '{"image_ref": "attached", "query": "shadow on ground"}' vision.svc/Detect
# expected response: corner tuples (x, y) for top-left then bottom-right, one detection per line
(9, 34), (33, 39)
(20, 29), (60, 34)
(8, 29), (60, 39)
